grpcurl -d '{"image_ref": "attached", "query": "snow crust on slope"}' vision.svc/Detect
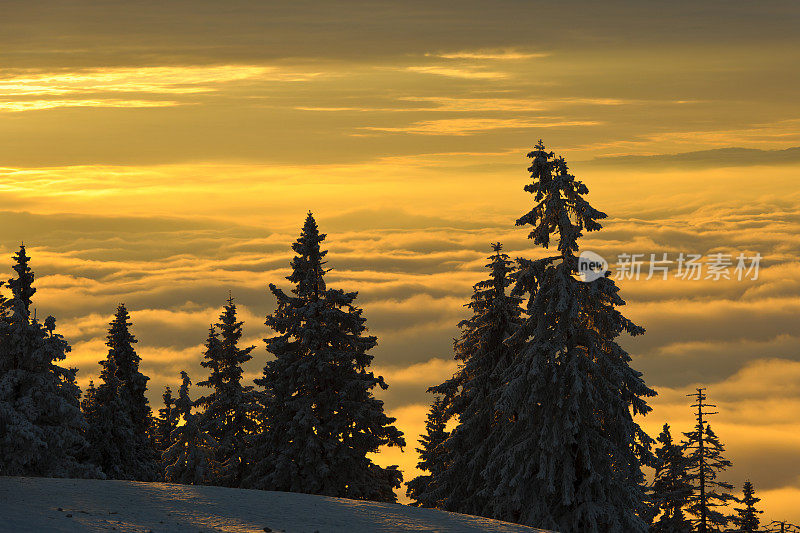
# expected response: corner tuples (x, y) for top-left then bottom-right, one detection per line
(0, 477), (551, 533)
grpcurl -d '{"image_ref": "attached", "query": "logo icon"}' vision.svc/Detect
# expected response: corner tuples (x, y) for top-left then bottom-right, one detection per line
(578, 250), (608, 282)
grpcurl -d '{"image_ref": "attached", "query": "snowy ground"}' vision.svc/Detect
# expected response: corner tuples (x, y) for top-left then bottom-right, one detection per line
(0, 477), (551, 533)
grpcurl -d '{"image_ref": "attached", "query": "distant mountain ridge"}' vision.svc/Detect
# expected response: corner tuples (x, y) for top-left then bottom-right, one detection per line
(582, 146), (800, 169)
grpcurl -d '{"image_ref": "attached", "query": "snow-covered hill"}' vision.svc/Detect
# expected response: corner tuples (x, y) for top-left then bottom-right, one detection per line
(0, 477), (551, 533)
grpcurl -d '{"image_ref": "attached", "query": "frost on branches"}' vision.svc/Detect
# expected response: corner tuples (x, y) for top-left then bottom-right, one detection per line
(485, 142), (656, 532)
(245, 213), (405, 501)
(86, 305), (158, 481)
(85, 351), (136, 479)
(422, 243), (522, 516)
(196, 298), (258, 487)
(0, 245), (99, 478)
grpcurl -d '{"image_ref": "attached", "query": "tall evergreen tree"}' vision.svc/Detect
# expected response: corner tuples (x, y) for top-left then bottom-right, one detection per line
(246, 213), (405, 501)
(406, 396), (450, 508)
(649, 423), (693, 533)
(484, 142), (656, 531)
(0, 245), (99, 478)
(732, 481), (762, 532)
(683, 389), (735, 533)
(426, 243), (523, 516)
(196, 298), (258, 487)
(87, 305), (158, 480)
(163, 371), (218, 485)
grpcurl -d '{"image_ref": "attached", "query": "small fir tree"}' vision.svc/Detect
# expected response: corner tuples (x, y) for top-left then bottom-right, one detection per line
(732, 481), (762, 532)
(406, 396), (450, 508)
(154, 386), (179, 457)
(683, 389), (735, 533)
(86, 354), (136, 479)
(684, 423), (735, 531)
(196, 298), (258, 487)
(649, 423), (693, 533)
(108, 304), (158, 479)
(163, 371), (218, 485)
(246, 213), (405, 501)
(484, 142), (656, 531)
(87, 305), (158, 480)
(81, 381), (98, 420)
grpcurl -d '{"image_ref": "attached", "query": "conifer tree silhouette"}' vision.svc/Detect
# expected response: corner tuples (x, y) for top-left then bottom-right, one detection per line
(196, 297), (257, 487)
(246, 212), (405, 501)
(423, 242), (522, 516)
(406, 396), (450, 508)
(484, 142), (655, 531)
(163, 371), (218, 484)
(732, 480), (762, 532)
(0, 245), (98, 478)
(154, 386), (178, 458)
(649, 423), (693, 533)
(683, 388), (735, 532)
(87, 305), (158, 480)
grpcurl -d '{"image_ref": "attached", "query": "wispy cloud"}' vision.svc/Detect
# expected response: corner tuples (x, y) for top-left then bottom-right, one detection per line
(400, 96), (627, 112)
(0, 65), (323, 98)
(404, 65), (509, 80)
(361, 117), (600, 135)
(427, 49), (548, 60)
(295, 96), (628, 114)
(0, 99), (183, 112)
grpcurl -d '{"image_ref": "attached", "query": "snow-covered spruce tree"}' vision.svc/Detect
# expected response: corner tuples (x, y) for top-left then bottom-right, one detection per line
(87, 305), (158, 480)
(154, 386), (179, 457)
(683, 421), (735, 532)
(732, 481), (762, 532)
(484, 142), (656, 531)
(163, 371), (218, 485)
(245, 212), (405, 501)
(425, 242), (523, 516)
(196, 298), (258, 487)
(649, 423), (693, 533)
(0, 245), (99, 478)
(406, 395), (450, 508)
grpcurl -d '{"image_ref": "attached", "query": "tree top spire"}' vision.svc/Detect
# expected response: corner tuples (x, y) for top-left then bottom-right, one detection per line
(516, 140), (606, 260)
(9, 243), (36, 316)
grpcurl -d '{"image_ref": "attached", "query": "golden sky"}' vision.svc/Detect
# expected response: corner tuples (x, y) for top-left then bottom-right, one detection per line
(2, 0), (799, 519)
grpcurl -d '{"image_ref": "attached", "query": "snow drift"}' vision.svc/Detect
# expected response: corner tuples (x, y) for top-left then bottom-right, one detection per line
(0, 477), (551, 532)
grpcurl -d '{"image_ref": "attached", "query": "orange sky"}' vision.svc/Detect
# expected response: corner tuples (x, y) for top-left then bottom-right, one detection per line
(2, 0), (799, 520)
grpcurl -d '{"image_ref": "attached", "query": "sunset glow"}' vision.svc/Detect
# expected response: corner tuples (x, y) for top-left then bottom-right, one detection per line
(2, 1), (799, 522)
